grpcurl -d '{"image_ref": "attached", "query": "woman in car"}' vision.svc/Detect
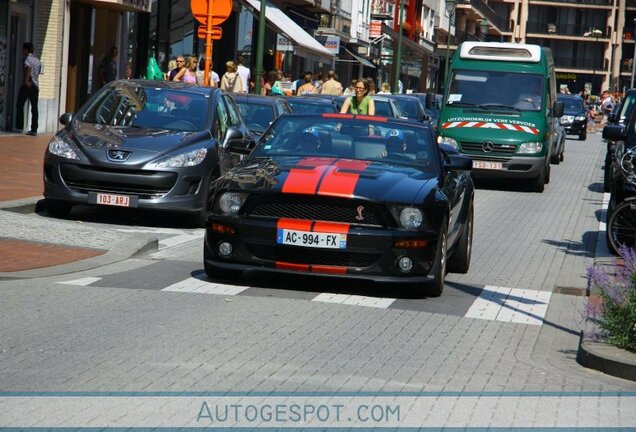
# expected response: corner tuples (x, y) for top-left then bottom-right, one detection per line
(340, 78), (375, 115)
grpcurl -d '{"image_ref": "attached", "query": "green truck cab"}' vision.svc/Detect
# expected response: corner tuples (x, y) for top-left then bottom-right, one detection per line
(438, 42), (564, 192)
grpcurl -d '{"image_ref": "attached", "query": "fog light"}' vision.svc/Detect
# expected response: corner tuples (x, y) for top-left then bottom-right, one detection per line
(218, 242), (233, 257)
(398, 256), (413, 272)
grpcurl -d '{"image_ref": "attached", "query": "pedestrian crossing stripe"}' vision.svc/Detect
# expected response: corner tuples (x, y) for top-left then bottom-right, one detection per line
(464, 285), (552, 325)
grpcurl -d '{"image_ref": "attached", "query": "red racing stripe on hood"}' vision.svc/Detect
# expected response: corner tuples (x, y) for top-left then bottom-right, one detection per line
(282, 157), (336, 195)
(317, 160), (371, 198)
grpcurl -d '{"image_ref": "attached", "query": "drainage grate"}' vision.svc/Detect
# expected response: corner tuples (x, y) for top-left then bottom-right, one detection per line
(554, 286), (588, 296)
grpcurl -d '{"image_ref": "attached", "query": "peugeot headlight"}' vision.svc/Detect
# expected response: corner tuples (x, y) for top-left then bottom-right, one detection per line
(399, 207), (424, 229)
(574, 115), (586, 121)
(437, 136), (458, 150)
(217, 192), (248, 215)
(517, 141), (543, 154)
(48, 136), (79, 160)
(155, 148), (207, 168)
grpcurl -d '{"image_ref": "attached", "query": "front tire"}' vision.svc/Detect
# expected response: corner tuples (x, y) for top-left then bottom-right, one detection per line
(424, 224), (447, 297)
(44, 199), (73, 218)
(606, 200), (636, 256)
(579, 130), (587, 141)
(531, 165), (545, 192)
(447, 205), (473, 274)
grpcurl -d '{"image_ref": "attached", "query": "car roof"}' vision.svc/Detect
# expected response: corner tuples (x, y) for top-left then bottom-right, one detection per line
(285, 97), (334, 104)
(230, 93), (282, 105)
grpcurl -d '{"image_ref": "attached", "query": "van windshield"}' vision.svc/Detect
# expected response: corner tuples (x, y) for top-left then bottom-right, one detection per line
(447, 70), (544, 112)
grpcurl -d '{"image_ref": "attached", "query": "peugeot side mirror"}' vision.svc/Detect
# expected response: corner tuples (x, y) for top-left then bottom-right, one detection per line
(602, 125), (627, 141)
(223, 127), (252, 155)
(552, 101), (564, 118)
(59, 113), (73, 126)
(443, 153), (472, 171)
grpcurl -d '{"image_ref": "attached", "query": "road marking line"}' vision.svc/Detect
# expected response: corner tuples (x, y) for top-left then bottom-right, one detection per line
(465, 286), (552, 325)
(312, 293), (395, 309)
(56, 277), (102, 286)
(161, 277), (248, 296)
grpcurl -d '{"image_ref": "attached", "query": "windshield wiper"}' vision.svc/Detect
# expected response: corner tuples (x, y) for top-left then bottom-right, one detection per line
(477, 103), (520, 112)
(447, 102), (478, 107)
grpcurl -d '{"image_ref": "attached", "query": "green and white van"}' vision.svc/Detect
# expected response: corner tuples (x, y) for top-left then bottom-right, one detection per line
(437, 42), (564, 192)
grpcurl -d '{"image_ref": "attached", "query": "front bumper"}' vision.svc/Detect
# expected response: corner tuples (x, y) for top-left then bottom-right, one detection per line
(204, 215), (441, 283)
(561, 120), (586, 135)
(460, 154), (545, 179)
(43, 153), (210, 213)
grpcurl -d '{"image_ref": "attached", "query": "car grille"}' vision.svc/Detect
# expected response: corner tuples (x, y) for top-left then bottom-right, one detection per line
(246, 194), (388, 227)
(461, 141), (517, 154)
(246, 243), (381, 268)
(61, 164), (178, 199)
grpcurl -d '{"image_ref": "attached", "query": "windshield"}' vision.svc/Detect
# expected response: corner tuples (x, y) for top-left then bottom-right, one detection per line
(447, 70), (544, 112)
(80, 84), (210, 132)
(620, 94), (635, 124)
(236, 102), (274, 133)
(395, 99), (423, 120)
(251, 116), (437, 172)
(557, 96), (584, 113)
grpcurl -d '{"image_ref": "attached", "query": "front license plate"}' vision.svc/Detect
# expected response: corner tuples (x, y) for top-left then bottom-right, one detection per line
(473, 161), (503, 170)
(277, 229), (347, 249)
(94, 192), (132, 207)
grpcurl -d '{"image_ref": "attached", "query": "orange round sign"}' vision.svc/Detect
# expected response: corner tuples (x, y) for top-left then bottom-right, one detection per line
(190, 0), (232, 26)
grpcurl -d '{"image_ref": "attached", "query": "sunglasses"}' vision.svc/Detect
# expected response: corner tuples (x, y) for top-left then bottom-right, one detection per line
(355, 87), (365, 90)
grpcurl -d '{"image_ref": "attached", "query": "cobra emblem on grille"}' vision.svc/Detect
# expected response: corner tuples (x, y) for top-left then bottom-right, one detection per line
(482, 141), (494, 153)
(107, 150), (131, 161)
(355, 205), (365, 221)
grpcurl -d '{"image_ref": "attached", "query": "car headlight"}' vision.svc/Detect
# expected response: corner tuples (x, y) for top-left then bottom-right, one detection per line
(398, 207), (424, 229)
(155, 148), (207, 168)
(48, 135), (79, 160)
(561, 115), (574, 124)
(574, 115), (586, 121)
(437, 136), (458, 150)
(217, 192), (248, 215)
(517, 141), (543, 154)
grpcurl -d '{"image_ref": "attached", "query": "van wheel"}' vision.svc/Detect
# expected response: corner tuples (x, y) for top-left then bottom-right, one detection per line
(544, 162), (551, 184)
(560, 150), (564, 162)
(551, 154), (560, 165)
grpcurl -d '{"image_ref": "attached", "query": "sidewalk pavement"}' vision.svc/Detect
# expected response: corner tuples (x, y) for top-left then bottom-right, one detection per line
(0, 133), (157, 279)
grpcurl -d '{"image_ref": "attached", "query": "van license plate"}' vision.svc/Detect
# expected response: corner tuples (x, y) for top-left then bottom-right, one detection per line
(473, 161), (502, 170)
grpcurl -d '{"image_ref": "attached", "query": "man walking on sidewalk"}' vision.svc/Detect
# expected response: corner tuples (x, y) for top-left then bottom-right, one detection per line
(16, 42), (42, 136)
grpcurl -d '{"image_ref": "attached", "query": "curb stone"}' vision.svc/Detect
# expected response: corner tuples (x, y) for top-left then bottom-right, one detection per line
(577, 339), (636, 382)
(0, 234), (159, 280)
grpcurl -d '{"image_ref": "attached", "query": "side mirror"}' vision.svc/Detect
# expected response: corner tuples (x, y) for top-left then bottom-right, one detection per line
(602, 125), (627, 141)
(552, 101), (564, 118)
(59, 113), (73, 126)
(223, 127), (252, 155)
(608, 103), (621, 123)
(444, 153), (472, 171)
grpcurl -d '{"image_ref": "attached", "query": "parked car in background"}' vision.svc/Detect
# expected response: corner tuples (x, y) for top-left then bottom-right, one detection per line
(285, 96), (339, 113)
(43, 80), (252, 225)
(386, 94), (429, 123)
(604, 88), (636, 201)
(557, 94), (587, 141)
(231, 93), (293, 141)
(412, 92), (441, 128)
(369, 96), (405, 118)
(203, 113), (475, 297)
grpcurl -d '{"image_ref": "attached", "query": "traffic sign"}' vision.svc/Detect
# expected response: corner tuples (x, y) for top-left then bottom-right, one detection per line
(198, 25), (222, 40)
(190, 0), (232, 26)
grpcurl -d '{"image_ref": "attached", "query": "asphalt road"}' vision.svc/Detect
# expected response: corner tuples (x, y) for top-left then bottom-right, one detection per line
(2, 132), (636, 428)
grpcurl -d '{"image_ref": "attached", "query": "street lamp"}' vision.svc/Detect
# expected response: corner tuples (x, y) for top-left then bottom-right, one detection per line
(479, 19), (489, 41)
(584, 28), (602, 95)
(443, 0), (457, 92)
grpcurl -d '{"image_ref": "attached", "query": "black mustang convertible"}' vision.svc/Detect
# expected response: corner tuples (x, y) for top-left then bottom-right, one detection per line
(204, 113), (474, 296)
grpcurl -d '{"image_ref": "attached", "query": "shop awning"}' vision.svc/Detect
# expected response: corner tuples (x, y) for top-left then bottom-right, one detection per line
(381, 24), (434, 56)
(344, 48), (376, 68)
(84, 0), (151, 13)
(242, 0), (335, 64)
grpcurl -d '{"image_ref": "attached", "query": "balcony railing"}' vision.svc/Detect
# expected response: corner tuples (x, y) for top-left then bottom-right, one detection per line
(526, 21), (606, 37)
(553, 56), (604, 70)
(529, 0), (614, 5)
(457, 0), (508, 32)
